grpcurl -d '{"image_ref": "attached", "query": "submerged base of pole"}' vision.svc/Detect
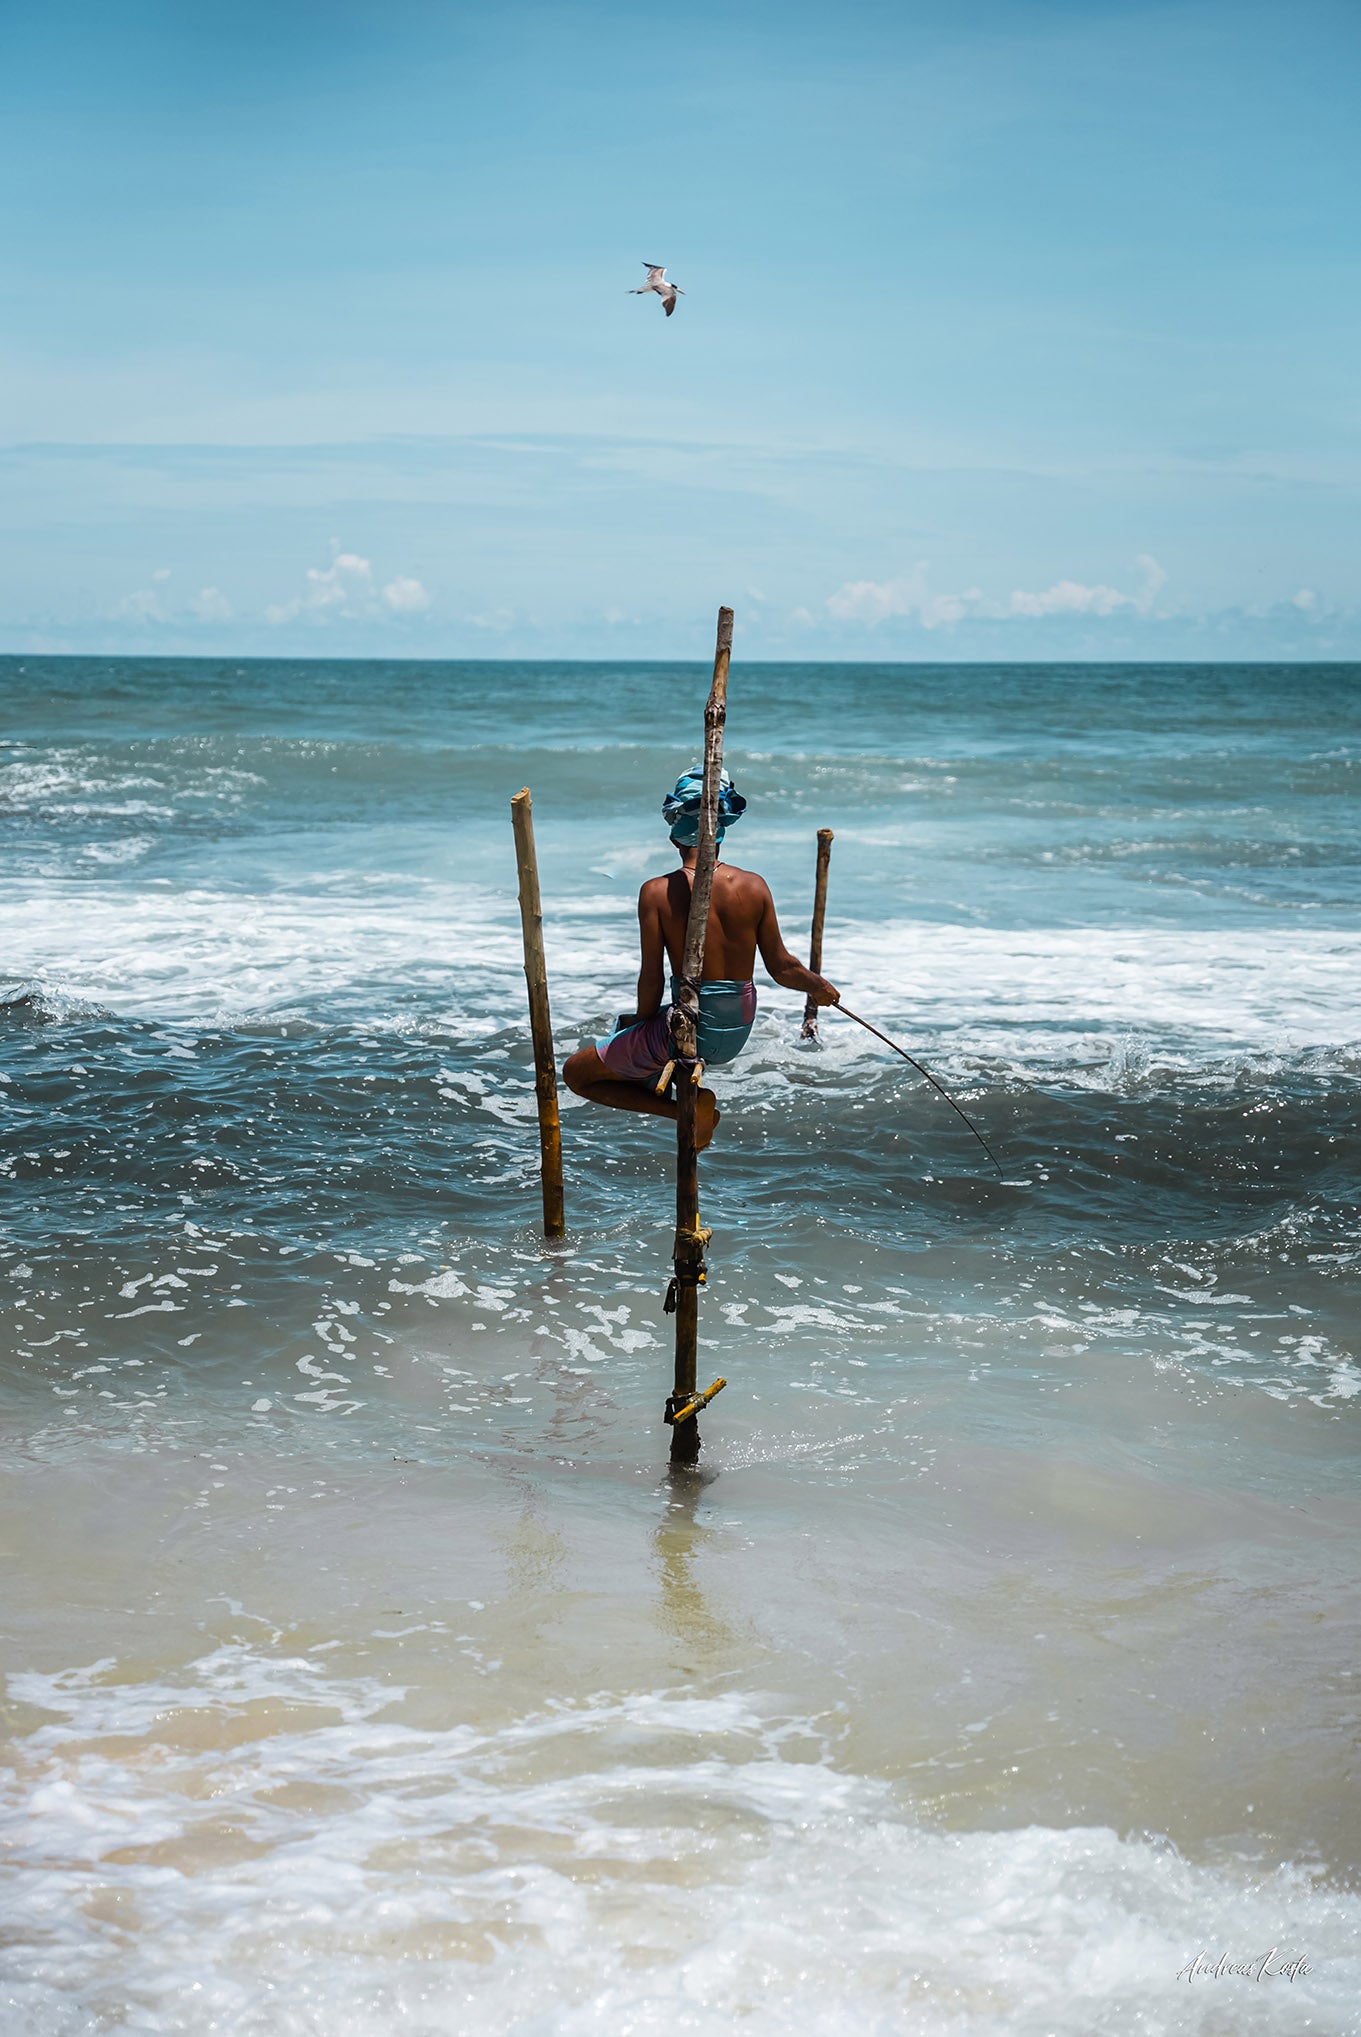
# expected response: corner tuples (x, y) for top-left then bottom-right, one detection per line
(669, 1420), (701, 1466)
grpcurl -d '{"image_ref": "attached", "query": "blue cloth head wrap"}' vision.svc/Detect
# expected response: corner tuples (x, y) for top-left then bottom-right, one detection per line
(662, 767), (747, 848)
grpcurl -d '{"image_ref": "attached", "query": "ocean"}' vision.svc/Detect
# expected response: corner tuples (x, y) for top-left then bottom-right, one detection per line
(2, 654), (1358, 2034)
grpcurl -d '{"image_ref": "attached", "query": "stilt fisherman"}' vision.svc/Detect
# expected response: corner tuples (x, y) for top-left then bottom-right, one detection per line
(563, 769), (839, 1149)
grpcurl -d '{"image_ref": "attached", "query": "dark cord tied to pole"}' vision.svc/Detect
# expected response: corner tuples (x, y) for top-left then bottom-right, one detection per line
(832, 1003), (1003, 1176)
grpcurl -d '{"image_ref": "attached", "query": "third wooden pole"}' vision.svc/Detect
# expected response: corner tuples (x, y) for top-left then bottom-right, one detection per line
(801, 827), (834, 1039)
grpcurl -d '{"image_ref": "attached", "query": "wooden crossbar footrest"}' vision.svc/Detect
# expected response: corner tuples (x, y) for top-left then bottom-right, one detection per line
(665, 1377), (727, 1426)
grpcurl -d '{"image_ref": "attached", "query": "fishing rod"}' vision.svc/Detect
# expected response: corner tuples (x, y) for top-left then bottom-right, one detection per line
(831, 1003), (1003, 1176)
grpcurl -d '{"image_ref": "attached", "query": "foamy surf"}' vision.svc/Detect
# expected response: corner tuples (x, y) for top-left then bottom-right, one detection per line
(4, 888), (1360, 1061)
(3, 1651), (1356, 2037)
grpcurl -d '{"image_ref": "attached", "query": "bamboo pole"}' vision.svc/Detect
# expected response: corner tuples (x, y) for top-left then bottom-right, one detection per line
(801, 827), (834, 1040)
(510, 788), (565, 1239)
(667, 606), (732, 1462)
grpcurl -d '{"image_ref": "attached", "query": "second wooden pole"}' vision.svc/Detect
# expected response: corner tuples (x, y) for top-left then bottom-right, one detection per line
(510, 787), (566, 1240)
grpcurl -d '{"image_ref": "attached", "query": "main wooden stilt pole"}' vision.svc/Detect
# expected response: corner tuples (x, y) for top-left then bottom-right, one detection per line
(667, 607), (733, 1463)
(801, 828), (835, 1040)
(510, 787), (566, 1240)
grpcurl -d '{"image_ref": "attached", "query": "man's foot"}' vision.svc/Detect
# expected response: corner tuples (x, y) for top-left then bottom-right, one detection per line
(695, 1087), (720, 1152)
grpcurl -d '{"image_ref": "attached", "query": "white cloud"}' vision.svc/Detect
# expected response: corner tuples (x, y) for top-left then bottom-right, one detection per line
(266, 549), (375, 624)
(266, 546), (431, 625)
(824, 566), (987, 628)
(110, 586), (166, 622)
(825, 569), (922, 623)
(382, 575), (430, 613)
(920, 590), (980, 628)
(1134, 553), (1168, 609)
(826, 555), (1167, 630)
(1292, 588), (1318, 610)
(109, 577), (234, 626)
(826, 580), (883, 621)
(1004, 579), (1131, 617)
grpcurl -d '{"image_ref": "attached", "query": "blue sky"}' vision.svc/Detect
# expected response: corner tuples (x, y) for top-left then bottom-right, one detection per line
(2, 0), (1358, 659)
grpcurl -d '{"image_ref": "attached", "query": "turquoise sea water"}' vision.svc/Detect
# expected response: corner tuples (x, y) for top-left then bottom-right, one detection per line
(2, 657), (1359, 2033)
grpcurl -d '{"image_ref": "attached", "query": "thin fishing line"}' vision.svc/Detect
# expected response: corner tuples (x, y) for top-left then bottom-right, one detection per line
(833, 1004), (1003, 1175)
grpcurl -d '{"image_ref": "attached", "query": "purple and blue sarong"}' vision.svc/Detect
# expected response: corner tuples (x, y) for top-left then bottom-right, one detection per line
(597, 977), (758, 1086)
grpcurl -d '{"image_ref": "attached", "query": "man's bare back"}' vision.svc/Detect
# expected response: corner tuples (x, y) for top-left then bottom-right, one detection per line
(564, 841), (838, 1150)
(637, 859), (807, 1009)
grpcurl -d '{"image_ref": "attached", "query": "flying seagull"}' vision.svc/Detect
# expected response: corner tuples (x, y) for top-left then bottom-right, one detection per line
(631, 263), (684, 317)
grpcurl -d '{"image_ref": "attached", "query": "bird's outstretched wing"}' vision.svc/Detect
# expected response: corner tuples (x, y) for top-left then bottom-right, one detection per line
(643, 265), (666, 281)
(662, 291), (677, 316)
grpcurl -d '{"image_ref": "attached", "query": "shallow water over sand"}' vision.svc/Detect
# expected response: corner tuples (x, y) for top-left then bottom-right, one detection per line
(2, 656), (1359, 2032)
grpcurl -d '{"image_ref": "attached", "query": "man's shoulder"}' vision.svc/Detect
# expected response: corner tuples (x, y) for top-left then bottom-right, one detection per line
(716, 862), (770, 894)
(637, 862), (769, 899)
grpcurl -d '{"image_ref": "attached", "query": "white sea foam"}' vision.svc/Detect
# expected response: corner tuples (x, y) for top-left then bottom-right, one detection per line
(4, 881), (1359, 1069)
(0, 751), (262, 813)
(3, 1646), (1357, 2036)
(811, 921), (1361, 1058)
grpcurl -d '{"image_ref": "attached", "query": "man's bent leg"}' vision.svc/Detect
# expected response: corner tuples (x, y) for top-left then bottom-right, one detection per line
(562, 1046), (719, 1151)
